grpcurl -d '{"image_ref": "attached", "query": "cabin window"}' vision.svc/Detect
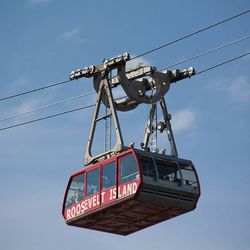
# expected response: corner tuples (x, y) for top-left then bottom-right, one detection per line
(180, 165), (198, 188)
(102, 161), (116, 190)
(140, 158), (157, 179)
(120, 154), (139, 183)
(156, 161), (181, 185)
(65, 174), (84, 208)
(87, 168), (100, 196)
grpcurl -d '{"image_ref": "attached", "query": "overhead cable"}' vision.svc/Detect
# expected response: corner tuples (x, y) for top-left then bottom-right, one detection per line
(0, 91), (95, 122)
(0, 104), (96, 131)
(196, 51), (249, 75)
(1, 10), (248, 103)
(0, 51), (248, 132)
(0, 96), (126, 132)
(162, 35), (250, 70)
(0, 79), (71, 102)
(0, 52), (250, 131)
(131, 9), (249, 60)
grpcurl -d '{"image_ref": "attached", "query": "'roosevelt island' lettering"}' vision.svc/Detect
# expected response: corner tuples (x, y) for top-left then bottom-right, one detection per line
(66, 181), (138, 220)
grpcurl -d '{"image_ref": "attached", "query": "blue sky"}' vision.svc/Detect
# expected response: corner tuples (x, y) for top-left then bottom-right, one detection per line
(0, 1), (249, 250)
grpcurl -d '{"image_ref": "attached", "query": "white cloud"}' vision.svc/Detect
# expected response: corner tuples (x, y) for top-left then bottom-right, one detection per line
(10, 76), (31, 90)
(207, 76), (250, 104)
(171, 109), (196, 133)
(0, 98), (45, 122)
(227, 76), (250, 103)
(206, 79), (225, 92)
(62, 27), (81, 40)
(29, 0), (51, 5)
(16, 99), (38, 114)
(126, 56), (152, 71)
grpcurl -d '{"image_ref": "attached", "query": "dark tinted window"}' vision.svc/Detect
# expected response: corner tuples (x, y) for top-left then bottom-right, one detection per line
(140, 158), (157, 179)
(65, 174), (84, 208)
(156, 161), (181, 185)
(180, 165), (198, 188)
(120, 154), (139, 183)
(102, 161), (116, 190)
(87, 168), (100, 196)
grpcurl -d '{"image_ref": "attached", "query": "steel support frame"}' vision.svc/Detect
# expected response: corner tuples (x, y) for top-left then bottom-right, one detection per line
(79, 53), (196, 165)
(142, 98), (178, 157)
(84, 72), (124, 165)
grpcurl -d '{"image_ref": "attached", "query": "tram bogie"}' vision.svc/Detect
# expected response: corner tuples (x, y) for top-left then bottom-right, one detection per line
(62, 148), (200, 235)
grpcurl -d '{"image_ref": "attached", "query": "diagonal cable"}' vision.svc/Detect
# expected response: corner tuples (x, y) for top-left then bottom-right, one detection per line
(131, 9), (249, 60)
(0, 91), (95, 122)
(0, 104), (95, 131)
(0, 79), (71, 102)
(0, 52), (249, 132)
(0, 96), (126, 131)
(196, 52), (249, 75)
(161, 35), (250, 70)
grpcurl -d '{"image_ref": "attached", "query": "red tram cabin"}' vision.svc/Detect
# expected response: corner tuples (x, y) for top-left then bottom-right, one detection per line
(62, 148), (200, 235)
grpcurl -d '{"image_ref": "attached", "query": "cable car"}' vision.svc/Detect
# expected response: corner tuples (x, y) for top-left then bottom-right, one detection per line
(63, 53), (200, 235)
(62, 147), (200, 235)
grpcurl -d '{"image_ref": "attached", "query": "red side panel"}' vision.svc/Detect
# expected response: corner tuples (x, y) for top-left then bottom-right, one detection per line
(64, 179), (140, 221)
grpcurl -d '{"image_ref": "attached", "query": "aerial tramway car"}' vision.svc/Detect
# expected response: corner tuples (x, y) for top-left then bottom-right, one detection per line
(62, 53), (200, 235)
(62, 147), (200, 235)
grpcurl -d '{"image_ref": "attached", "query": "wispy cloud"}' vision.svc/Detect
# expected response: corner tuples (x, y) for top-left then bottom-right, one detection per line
(10, 76), (31, 90)
(126, 56), (151, 71)
(29, 0), (51, 5)
(62, 27), (81, 40)
(227, 76), (250, 103)
(15, 99), (38, 114)
(208, 76), (250, 104)
(0, 97), (47, 121)
(171, 109), (196, 133)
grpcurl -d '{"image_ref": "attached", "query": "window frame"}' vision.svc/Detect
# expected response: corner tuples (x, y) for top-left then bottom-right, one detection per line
(65, 172), (85, 208)
(118, 152), (140, 184)
(101, 160), (117, 191)
(86, 167), (100, 197)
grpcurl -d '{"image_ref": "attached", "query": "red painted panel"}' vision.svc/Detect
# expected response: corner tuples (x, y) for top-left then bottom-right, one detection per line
(117, 180), (140, 199)
(62, 148), (142, 222)
(64, 179), (140, 221)
(64, 192), (101, 220)
(101, 186), (116, 206)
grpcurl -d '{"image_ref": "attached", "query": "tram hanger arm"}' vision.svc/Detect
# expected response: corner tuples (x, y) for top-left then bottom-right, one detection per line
(69, 53), (130, 80)
(109, 67), (196, 89)
(69, 52), (195, 84)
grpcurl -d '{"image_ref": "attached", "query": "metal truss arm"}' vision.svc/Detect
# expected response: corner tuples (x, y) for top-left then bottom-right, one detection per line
(84, 73), (124, 165)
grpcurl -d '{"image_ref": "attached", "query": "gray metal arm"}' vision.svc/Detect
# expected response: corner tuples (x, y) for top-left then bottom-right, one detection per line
(84, 72), (124, 165)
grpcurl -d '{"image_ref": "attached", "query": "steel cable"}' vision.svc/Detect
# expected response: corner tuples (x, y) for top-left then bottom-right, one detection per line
(0, 52), (248, 132)
(0, 91), (95, 122)
(0, 79), (71, 102)
(161, 35), (250, 70)
(131, 9), (249, 61)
